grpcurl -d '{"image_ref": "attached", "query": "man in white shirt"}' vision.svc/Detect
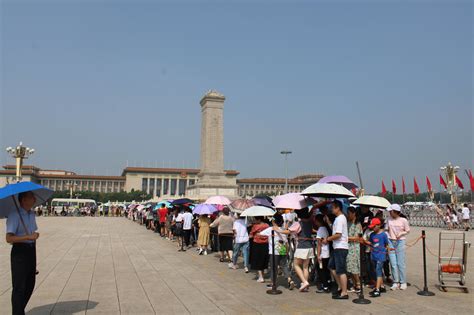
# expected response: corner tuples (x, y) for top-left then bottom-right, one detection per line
(462, 204), (470, 231)
(182, 208), (194, 248)
(323, 200), (349, 300)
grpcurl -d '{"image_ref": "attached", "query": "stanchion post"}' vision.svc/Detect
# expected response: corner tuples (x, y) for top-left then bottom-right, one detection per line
(417, 230), (435, 296)
(267, 229), (282, 295)
(353, 233), (371, 304)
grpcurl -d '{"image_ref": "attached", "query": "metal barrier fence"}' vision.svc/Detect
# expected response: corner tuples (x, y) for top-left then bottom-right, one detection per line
(407, 212), (473, 228)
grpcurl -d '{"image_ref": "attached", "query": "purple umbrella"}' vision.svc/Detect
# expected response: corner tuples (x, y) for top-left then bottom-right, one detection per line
(192, 204), (217, 215)
(318, 175), (358, 190)
(252, 196), (274, 208)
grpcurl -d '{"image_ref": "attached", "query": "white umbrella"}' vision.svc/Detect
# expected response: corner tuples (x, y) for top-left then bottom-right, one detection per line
(240, 206), (276, 217)
(204, 195), (232, 205)
(301, 183), (355, 198)
(352, 195), (391, 209)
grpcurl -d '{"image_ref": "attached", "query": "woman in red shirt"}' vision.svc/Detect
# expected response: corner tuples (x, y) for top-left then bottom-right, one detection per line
(249, 217), (269, 283)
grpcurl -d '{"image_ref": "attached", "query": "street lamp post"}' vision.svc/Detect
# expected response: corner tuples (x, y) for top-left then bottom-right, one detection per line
(5, 142), (35, 182)
(280, 150), (292, 194)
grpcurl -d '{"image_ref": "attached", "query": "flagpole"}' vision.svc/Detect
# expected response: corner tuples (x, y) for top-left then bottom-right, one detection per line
(438, 180), (442, 204)
(402, 177), (406, 204)
(465, 170), (473, 203)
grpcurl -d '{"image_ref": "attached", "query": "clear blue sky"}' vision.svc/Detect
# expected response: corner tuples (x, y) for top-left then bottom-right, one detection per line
(1, 1), (472, 193)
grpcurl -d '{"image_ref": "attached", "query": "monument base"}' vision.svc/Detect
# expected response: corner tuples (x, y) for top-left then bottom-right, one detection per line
(186, 183), (238, 201)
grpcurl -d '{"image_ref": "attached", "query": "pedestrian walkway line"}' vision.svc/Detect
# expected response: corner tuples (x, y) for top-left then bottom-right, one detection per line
(109, 222), (122, 315)
(118, 231), (157, 315)
(84, 221), (103, 314)
(137, 231), (261, 314)
(50, 223), (98, 313)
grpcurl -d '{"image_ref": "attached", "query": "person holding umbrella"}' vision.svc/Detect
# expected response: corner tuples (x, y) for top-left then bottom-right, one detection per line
(0, 182), (53, 315)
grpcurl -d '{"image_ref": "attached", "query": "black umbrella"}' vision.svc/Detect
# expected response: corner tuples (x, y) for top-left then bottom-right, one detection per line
(171, 198), (194, 206)
(252, 195), (274, 208)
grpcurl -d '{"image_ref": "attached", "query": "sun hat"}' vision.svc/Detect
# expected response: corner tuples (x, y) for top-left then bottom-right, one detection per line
(386, 204), (401, 212)
(368, 217), (382, 229)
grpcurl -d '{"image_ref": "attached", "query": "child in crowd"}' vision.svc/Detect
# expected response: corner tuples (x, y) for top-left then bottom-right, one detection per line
(261, 213), (295, 290)
(363, 218), (389, 297)
(314, 214), (331, 293)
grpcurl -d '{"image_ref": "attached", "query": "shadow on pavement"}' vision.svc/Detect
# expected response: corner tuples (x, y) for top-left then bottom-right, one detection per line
(27, 300), (98, 314)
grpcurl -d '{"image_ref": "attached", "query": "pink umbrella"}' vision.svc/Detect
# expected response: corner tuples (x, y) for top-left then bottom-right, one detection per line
(204, 195), (232, 206)
(230, 199), (255, 211)
(273, 193), (315, 210)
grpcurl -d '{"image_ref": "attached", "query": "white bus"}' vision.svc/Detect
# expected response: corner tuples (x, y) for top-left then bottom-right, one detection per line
(51, 198), (97, 215)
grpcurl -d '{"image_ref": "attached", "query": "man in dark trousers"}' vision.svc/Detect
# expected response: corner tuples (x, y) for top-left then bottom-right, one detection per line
(6, 191), (39, 315)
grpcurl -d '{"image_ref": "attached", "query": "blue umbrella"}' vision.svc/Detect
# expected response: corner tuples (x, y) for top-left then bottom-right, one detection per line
(171, 198), (194, 206)
(153, 201), (172, 211)
(192, 204), (217, 215)
(0, 182), (54, 218)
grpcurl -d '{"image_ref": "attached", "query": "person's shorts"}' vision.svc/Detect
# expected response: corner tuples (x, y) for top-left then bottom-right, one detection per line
(294, 248), (315, 260)
(328, 249), (348, 275)
(374, 260), (384, 278)
(160, 222), (166, 227)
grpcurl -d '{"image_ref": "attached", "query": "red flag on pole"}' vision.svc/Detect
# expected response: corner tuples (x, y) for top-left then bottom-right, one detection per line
(455, 175), (464, 190)
(426, 176), (432, 192)
(402, 177), (406, 194)
(469, 170), (474, 192)
(414, 177), (420, 195)
(439, 174), (447, 190)
(392, 180), (397, 194)
(381, 180), (387, 196)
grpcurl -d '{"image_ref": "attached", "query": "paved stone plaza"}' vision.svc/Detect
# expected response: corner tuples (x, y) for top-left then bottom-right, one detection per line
(0, 217), (472, 314)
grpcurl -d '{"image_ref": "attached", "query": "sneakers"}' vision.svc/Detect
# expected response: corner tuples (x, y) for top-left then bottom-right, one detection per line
(391, 283), (400, 290)
(228, 263), (237, 270)
(257, 277), (265, 283)
(369, 289), (381, 297)
(315, 287), (324, 293)
(198, 249), (203, 255)
(380, 286), (387, 293)
(204, 250), (208, 256)
(244, 267), (249, 273)
(400, 283), (408, 290)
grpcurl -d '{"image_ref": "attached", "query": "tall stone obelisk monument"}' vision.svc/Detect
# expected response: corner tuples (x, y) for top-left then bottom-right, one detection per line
(187, 90), (238, 199)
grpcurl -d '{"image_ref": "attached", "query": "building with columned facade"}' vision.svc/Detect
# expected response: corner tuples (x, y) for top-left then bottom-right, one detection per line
(0, 164), (322, 199)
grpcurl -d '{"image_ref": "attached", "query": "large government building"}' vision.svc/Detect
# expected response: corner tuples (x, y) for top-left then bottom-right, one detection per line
(0, 164), (323, 199)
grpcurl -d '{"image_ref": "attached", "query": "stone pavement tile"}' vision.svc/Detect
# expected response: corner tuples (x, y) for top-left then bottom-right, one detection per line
(0, 289), (12, 314)
(2, 218), (473, 315)
(50, 297), (88, 314)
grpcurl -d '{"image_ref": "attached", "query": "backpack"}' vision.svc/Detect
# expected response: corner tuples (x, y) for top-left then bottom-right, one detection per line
(288, 221), (301, 235)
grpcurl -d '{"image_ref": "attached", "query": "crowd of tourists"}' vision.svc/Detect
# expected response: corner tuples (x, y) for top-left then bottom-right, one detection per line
(125, 198), (415, 299)
(442, 203), (471, 231)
